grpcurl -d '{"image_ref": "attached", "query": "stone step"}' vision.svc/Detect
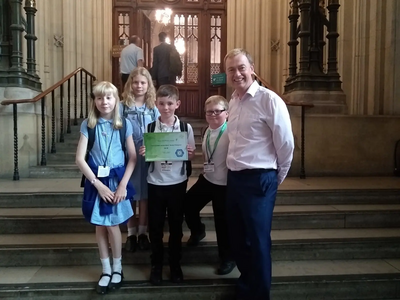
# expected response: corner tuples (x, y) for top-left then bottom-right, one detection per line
(1, 205), (400, 234)
(1, 228), (400, 267)
(0, 260), (399, 299)
(1, 188), (399, 208)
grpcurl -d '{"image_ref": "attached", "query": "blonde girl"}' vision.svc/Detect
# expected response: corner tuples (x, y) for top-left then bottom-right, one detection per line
(121, 67), (160, 252)
(76, 81), (137, 294)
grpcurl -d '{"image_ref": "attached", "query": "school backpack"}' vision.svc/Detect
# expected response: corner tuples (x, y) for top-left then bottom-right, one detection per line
(147, 120), (192, 177)
(169, 45), (183, 77)
(80, 118), (128, 187)
(395, 139), (400, 176)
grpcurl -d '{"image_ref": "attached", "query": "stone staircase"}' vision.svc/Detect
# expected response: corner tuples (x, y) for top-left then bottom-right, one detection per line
(29, 117), (207, 179)
(0, 119), (400, 299)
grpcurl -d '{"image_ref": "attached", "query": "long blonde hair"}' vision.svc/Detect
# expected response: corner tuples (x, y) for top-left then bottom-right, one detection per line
(87, 81), (122, 129)
(122, 67), (156, 109)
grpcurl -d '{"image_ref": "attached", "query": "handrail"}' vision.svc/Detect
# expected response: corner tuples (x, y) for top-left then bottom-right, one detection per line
(1, 67), (96, 106)
(253, 72), (312, 179)
(253, 72), (314, 108)
(2, 67), (96, 180)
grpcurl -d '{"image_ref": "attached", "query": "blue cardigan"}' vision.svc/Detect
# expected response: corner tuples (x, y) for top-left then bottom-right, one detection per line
(82, 157), (136, 223)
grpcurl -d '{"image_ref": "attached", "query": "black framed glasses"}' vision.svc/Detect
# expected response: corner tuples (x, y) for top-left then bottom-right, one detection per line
(205, 109), (226, 116)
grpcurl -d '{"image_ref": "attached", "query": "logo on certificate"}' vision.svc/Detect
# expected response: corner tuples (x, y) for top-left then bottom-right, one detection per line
(175, 149), (184, 157)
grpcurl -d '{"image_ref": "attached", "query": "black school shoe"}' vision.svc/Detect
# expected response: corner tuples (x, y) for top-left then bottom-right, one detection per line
(138, 234), (150, 251)
(125, 235), (137, 252)
(217, 261), (236, 275)
(109, 271), (124, 290)
(186, 223), (206, 247)
(95, 273), (111, 295)
(170, 264), (184, 283)
(150, 265), (163, 285)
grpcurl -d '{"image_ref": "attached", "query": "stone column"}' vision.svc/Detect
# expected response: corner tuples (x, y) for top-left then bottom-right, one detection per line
(24, 0), (40, 88)
(288, 0), (299, 78)
(9, 0), (25, 76)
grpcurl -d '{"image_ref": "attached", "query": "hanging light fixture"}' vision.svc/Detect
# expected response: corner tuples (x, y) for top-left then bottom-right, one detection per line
(155, 8), (172, 25)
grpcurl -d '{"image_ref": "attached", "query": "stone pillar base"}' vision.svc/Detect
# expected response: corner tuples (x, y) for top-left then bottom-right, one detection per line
(284, 90), (347, 114)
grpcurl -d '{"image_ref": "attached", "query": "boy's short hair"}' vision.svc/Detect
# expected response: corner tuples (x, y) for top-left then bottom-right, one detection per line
(204, 95), (229, 111)
(156, 84), (179, 100)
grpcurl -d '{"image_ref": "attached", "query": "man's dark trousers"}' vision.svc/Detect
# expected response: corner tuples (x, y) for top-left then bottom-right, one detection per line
(226, 169), (278, 300)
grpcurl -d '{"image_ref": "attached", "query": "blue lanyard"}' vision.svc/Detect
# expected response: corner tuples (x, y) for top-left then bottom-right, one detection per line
(98, 129), (115, 167)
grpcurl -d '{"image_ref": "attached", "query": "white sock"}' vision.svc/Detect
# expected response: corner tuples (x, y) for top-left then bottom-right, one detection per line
(138, 225), (147, 235)
(99, 257), (111, 286)
(111, 257), (122, 283)
(128, 227), (137, 237)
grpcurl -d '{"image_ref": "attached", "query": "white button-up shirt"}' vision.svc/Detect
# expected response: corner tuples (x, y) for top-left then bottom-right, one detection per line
(226, 80), (294, 184)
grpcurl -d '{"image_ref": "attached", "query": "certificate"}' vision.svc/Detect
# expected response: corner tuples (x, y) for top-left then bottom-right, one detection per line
(144, 132), (188, 162)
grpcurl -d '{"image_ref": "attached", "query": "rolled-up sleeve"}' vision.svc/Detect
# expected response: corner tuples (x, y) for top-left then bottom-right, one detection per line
(270, 97), (294, 185)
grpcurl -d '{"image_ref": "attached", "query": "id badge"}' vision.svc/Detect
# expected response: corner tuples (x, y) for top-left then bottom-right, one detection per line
(97, 166), (110, 177)
(161, 162), (172, 172)
(203, 162), (215, 173)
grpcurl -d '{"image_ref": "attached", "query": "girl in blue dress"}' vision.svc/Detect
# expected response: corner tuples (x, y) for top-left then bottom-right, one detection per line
(76, 81), (137, 295)
(121, 67), (160, 252)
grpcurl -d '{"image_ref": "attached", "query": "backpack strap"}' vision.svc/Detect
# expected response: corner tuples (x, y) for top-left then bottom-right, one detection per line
(200, 126), (209, 142)
(147, 120), (156, 133)
(147, 121), (157, 173)
(119, 118), (127, 164)
(122, 104), (127, 118)
(80, 125), (96, 187)
(87, 126), (96, 154)
(119, 117), (127, 154)
(150, 108), (156, 122)
(179, 121), (189, 176)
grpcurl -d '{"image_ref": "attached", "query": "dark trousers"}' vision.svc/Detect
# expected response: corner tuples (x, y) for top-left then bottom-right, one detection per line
(185, 174), (232, 262)
(226, 169), (278, 300)
(148, 181), (187, 266)
(121, 73), (130, 88)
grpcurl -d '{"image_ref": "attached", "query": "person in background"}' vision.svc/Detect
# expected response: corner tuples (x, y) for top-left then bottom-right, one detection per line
(224, 48), (294, 300)
(121, 67), (160, 252)
(120, 35), (144, 88)
(151, 32), (177, 88)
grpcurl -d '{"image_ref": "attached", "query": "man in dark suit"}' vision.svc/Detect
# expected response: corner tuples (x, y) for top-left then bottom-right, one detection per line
(151, 32), (177, 89)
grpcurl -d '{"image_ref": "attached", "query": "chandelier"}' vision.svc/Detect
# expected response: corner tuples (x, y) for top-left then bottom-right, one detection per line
(155, 8), (172, 25)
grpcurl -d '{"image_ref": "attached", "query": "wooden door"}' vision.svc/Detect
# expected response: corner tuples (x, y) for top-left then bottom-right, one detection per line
(112, 0), (227, 118)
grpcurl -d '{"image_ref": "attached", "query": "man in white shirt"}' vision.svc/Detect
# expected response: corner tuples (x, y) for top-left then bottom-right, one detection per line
(224, 48), (294, 300)
(120, 35), (144, 87)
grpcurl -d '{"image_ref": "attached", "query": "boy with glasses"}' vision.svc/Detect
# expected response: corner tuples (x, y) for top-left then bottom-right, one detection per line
(184, 95), (236, 275)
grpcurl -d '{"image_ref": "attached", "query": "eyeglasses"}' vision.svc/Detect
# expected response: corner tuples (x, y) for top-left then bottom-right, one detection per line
(205, 109), (226, 116)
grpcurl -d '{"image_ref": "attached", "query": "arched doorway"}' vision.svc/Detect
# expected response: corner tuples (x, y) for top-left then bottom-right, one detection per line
(112, 0), (227, 118)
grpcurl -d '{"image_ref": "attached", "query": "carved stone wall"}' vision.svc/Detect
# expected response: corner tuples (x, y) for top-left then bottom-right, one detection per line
(227, 0), (400, 115)
(339, 0), (400, 115)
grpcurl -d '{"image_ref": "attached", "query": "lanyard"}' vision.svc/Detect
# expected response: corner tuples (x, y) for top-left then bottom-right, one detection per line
(206, 122), (227, 163)
(98, 129), (115, 167)
(159, 116), (177, 132)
